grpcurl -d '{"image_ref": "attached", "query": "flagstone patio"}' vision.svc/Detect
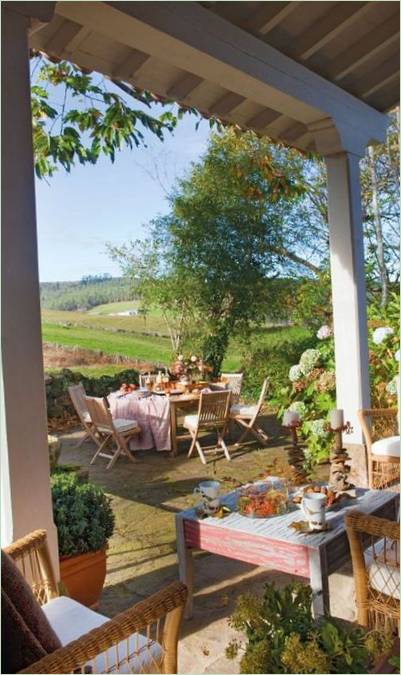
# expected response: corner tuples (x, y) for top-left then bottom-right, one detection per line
(57, 413), (357, 674)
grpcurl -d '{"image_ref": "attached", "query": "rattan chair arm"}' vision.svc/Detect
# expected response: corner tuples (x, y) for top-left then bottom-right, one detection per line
(345, 511), (400, 540)
(4, 529), (48, 561)
(20, 581), (188, 674)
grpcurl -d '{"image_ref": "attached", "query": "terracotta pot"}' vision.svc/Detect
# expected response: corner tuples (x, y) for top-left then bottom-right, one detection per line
(60, 547), (106, 608)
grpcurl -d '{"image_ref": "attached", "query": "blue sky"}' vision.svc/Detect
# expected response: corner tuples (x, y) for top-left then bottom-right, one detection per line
(35, 110), (210, 282)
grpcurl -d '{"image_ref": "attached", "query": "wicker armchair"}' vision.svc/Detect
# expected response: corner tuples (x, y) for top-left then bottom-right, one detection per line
(345, 511), (399, 635)
(4, 530), (187, 674)
(358, 408), (399, 489)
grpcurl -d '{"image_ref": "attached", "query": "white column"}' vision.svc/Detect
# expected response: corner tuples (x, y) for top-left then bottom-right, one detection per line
(325, 152), (370, 445)
(1, 5), (58, 571)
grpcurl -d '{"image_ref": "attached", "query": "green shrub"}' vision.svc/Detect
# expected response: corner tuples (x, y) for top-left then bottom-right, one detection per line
(51, 472), (114, 557)
(241, 332), (315, 402)
(226, 581), (393, 674)
(46, 367), (139, 419)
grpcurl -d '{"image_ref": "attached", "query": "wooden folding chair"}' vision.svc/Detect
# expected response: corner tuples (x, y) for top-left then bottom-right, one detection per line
(230, 377), (270, 447)
(68, 383), (100, 448)
(210, 373), (244, 404)
(183, 390), (231, 464)
(85, 396), (141, 470)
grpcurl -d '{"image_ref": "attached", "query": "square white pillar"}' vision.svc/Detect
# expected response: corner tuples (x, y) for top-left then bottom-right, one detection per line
(1, 5), (58, 569)
(325, 152), (370, 445)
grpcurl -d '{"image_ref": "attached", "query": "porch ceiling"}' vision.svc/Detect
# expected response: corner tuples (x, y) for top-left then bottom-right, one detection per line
(30, 1), (399, 153)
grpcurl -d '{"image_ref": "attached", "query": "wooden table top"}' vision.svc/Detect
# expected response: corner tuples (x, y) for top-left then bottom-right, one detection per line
(178, 482), (399, 551)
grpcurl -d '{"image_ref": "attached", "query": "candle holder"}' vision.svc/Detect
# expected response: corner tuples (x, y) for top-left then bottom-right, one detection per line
(282, 421), (307, 483)
(326, 421), (354, 491)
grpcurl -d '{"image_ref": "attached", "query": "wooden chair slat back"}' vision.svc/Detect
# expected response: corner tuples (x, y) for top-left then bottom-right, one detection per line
(221, 373), (243, 403)
(85, 396), (113, 431)
(198, 391), (230, 426)
(255, 377), (270, 416)
(68, 383), (90, 423)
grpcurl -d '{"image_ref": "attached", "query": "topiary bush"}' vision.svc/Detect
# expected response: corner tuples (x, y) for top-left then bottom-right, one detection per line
(51, 472), (114, 557)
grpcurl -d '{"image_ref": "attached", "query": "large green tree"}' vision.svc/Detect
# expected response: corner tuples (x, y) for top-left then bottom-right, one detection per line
(110, 130), (330, 374)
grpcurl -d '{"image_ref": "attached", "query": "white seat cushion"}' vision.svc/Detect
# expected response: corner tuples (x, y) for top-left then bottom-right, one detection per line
(371, 436), (400, 458)
(369, 559), (400, 599)
(98, 418), (138, 434)
(230, 404), (258, 418)
(42, 596), (163, 673)
(82, 411), (91, 423)
(183, 414), (198, 430)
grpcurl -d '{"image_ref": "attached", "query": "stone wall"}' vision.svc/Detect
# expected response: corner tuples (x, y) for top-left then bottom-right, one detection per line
(45, 368), (139, 419)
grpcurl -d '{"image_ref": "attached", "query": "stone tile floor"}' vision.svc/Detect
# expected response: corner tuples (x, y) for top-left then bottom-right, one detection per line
(57, 413), (357, 674)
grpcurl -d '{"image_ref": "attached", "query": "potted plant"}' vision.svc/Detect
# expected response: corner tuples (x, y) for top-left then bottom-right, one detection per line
(226, 582), (394, 673)
(51, 472), (114, 607)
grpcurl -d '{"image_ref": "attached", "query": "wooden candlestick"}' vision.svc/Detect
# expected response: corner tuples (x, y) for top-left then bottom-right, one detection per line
(329, 422), (354, 491)
(283, 422), (307, 483)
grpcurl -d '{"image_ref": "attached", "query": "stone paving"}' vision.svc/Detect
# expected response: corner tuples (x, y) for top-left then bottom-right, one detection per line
(57, 413), (357, 674)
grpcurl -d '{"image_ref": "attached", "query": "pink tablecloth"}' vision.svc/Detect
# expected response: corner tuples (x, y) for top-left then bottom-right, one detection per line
(109, 392), (171, 451)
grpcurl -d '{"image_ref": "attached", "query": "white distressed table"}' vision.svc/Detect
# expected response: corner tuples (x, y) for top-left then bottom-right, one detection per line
(175, 483), (399, 618)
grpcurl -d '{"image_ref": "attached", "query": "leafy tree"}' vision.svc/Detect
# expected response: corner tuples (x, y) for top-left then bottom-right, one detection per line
(30, 56), (183, 178)
(360, 108), (400, 305)
(110, 130), (330, 374)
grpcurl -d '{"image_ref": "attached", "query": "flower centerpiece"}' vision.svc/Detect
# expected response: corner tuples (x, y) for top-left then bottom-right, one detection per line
(171, 354), (209, 384)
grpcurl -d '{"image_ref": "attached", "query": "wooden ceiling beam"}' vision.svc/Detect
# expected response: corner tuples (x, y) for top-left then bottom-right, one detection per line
(243, 2), (300, 35)
(328, 15), (400, 81)
(44, 19), (83, 54)
(167, 72), (203, 99)
(294, 2), (373, 61)
(209, 91), (245, 115)
(278, 120), (307, 142)
(361, 71), (399, 100)
(245, 108), (281, 130)
(352, 55), (399, 98)
(113, 49), (150, 80)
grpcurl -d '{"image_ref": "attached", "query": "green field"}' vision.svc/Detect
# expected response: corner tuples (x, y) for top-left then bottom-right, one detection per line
(42, 307), (168, 336)
(42, 299), (311, 373)
(42, 322), (172, 365)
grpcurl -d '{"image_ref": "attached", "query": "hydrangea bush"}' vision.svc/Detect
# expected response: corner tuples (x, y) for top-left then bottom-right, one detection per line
(277, 292), (400, 467)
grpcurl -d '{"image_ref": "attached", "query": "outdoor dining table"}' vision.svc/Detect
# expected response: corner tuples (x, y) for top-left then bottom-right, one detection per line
(109, 390), (202, 454)
(175, 481), (399, 619)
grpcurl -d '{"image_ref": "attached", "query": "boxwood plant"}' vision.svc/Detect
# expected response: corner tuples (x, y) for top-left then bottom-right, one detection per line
(51, 472), (114, 557)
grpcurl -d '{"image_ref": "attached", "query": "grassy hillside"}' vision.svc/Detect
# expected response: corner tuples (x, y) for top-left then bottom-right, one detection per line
(42, 308), (168, 335)
(42, 322), (172, 364)
(40, 276), (134, 311)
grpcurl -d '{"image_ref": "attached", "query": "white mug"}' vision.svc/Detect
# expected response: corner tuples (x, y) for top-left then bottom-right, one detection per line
(194, 480), (220, 501)
(301, 492), (327, 530)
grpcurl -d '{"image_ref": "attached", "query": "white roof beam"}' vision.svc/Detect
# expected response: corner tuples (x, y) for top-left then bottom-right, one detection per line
(167, 72), (203, 99)
(361, 72), (399, 100)
(352, 55), (399, 98)
(245, 108), (281, 130)
(113, 49), (150, 80)
(243, 2), (300, 35)
(328, 15), (400, 82)
(44, 19), (83, 54)
(54, 1), (388, 149)
(293, 2), (373, 61)
(209, 91), (245, 116)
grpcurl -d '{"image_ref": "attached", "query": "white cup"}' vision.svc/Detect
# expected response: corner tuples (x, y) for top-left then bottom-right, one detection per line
(194, 480), (220, 501)
(301, 492), (327, 530)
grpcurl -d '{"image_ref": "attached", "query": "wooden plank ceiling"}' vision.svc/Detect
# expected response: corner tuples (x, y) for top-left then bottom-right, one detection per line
(30, 1), (399, 153)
